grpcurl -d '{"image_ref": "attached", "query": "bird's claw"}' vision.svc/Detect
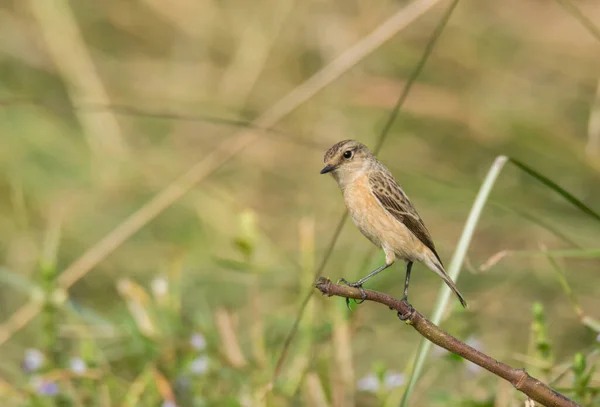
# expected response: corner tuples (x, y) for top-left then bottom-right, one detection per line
(337, 278), (367, 310)
(397, 297), (414, 321)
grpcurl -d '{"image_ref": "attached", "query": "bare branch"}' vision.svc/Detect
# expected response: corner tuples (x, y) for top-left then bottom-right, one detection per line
(314, 277), (581, 407)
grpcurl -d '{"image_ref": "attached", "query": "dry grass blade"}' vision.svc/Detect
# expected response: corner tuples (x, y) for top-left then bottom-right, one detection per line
(100, 384), (111, 407)
(140, 0), (207, 37)
(587, 79), (600, 159)
(116, 279), (157, 339)
(217, 0), (296, 105)
(152, 367), (176, 404)
(250, 280), (267, 368)
(215, 308), (247, 369)
(331, 305), (354, 407)
(542, 247), (600, 333)
(0, 301), (43, 346)
(554, 0), (600, 43)
(28, 0), (127, 157)
(122, 363), (154, 407)
(304, 372), (330, 407)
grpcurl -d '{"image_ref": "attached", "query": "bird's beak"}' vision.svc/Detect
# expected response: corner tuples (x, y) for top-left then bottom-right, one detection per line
(320, 164), (336, 174)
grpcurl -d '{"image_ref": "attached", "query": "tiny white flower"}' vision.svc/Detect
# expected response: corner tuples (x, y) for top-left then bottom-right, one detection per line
(465, 361), (483, 375)
(357, 373), (379, 392)
(24, 349), (45, 372)
(151, 276), (169, 298)
(162, 401), (177, 407)
(69, 358), (87, 375)
(190, 333), (206, 351)
(465, 337), (484, 352)
(190, 356), (209, 375)
(432, 344), (448, 358)
(464, 338), (484, 375)
(383, 372), (405, 389)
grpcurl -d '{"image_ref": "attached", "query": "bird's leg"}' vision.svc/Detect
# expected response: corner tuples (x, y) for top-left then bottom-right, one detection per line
(338, 263), (392, 308)
(401, 261), (413, 303)
(398, 262), (414, 320)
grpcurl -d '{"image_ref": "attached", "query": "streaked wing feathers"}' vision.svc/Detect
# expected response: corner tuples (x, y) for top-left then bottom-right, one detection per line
(368, 171), (443, 266)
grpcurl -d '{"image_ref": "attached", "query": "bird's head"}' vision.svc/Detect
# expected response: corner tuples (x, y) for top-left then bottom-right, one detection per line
(320, 139), (373, 185)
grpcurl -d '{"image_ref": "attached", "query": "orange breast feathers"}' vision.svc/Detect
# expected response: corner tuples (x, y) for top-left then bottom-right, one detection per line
(342, 174), (421, 261)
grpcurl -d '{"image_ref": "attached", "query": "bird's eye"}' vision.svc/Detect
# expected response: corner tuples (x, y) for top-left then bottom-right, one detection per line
(343, 150), (353, 159)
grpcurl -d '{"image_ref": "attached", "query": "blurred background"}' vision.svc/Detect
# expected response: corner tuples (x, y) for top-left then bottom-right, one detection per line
(0, 0), (599, 406)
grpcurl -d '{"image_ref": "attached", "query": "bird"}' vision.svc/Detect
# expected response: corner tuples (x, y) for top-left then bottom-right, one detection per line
(320, 139), (467, 308)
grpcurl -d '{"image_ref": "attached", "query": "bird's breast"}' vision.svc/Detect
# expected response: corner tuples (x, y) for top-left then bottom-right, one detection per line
(342, 176), (389, 248)
(342, 175), (417, 259)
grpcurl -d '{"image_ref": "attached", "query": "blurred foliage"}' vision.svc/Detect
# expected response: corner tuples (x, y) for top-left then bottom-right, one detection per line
(0, 0), (600, 406)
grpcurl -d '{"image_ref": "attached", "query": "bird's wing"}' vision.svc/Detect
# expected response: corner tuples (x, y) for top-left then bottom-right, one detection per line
(368, 170), (443, 266)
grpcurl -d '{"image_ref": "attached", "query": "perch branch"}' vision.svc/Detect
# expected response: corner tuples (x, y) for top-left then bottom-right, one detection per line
(314, 277), (580, 407)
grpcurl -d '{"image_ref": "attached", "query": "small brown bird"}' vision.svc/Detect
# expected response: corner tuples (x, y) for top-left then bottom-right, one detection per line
(320, 139), (467, 308)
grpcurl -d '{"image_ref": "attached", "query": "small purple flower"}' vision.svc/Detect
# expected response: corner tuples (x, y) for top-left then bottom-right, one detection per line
(23, 349), (45, 373)
(357, 373), (379, 392)
(189, 356), (209, 375)
(383, 372), (405, 389)
(31, 378), (59, 396)
(161, 401), (178, 407)
(190, 333), (206, 351)
(69, 358), (87, 375)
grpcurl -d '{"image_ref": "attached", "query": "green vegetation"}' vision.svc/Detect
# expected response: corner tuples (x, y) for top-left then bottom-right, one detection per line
(0, 0), (599, 406)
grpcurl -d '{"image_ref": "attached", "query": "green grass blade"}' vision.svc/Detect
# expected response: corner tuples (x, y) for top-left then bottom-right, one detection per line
(400, 155), (509, 406)
(540, 249), (600, 259)
(0, 267), (41, 296)
(505, 249), (600, 260)
(543, 250), (600, 333)
(508, 158), (600, 223)
(489, 202), (580, 248)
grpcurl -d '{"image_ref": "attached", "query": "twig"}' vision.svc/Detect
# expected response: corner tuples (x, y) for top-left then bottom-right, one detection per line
(314, 278), (581, 407)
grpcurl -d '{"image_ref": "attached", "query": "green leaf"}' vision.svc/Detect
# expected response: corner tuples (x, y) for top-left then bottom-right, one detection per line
(233, 238), (253, 259)
(572, 353), (586, 377)
(508, 158), (600, 223)
(212, 257), (250, 271)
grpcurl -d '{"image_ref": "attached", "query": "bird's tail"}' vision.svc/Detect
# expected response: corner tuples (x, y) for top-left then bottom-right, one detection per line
(425, 257), (468, 308)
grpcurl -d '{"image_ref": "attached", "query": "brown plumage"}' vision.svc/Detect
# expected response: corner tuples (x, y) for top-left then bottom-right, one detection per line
(320, 139), (467, 308)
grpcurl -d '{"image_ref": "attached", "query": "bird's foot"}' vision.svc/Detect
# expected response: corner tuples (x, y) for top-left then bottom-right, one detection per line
(337, 278), (367, 310)
(397, 297), (414, 321)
